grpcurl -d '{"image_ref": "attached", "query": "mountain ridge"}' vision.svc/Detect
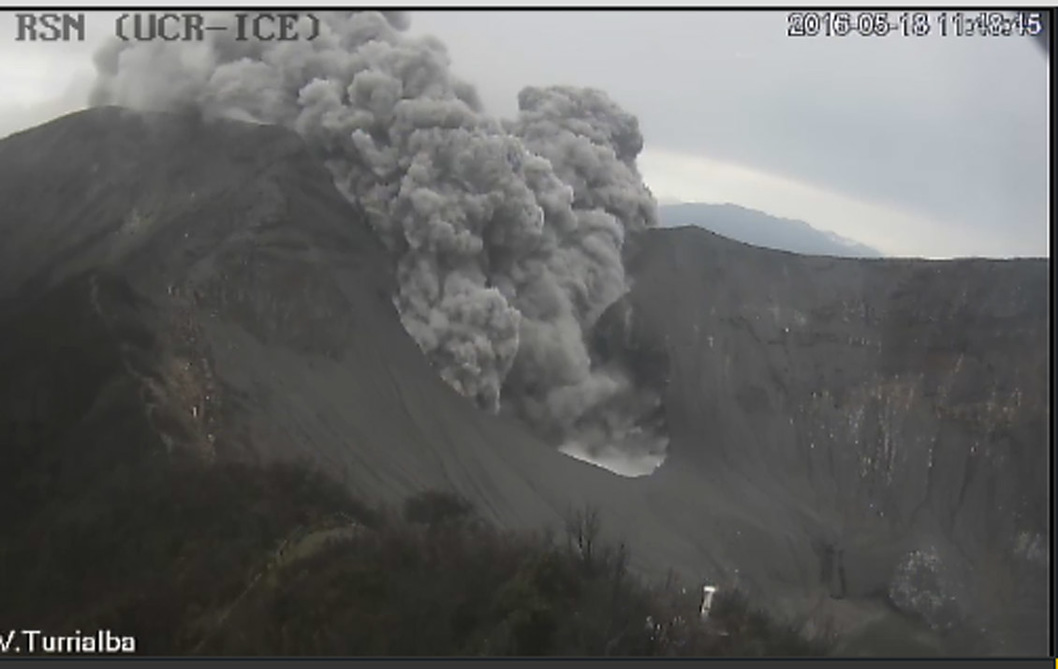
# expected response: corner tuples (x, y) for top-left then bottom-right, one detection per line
(659, 202), (884, 258)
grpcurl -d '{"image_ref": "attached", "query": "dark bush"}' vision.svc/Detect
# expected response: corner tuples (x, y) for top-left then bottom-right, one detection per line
(402, 489), (474, 526)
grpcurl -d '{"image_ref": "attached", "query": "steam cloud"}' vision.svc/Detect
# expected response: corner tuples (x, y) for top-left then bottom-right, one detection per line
(90, 11), (666, 462)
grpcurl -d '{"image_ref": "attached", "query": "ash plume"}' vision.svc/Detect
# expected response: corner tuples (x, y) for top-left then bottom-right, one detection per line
(89, 10), (665, 463)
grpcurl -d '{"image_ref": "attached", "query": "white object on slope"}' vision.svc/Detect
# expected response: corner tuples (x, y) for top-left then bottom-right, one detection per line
(700, 585), (717, 621)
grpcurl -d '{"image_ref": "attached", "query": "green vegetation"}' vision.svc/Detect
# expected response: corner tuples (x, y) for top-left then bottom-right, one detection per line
(0, 453), (832, 656)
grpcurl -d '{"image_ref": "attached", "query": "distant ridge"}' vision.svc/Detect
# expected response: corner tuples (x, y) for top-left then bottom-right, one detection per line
(659, 202), (883, 258)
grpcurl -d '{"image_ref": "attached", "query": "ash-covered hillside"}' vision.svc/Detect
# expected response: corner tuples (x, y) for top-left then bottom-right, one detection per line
(600, 227), (1049, 653)
(0, 106), (1048, 657)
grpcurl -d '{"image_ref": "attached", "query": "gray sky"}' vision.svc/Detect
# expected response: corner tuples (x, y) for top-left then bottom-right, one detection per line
(0, 10), (1050, 258)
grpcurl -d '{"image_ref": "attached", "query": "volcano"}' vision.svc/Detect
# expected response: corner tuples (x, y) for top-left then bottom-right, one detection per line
(0, 108), (1049, 656)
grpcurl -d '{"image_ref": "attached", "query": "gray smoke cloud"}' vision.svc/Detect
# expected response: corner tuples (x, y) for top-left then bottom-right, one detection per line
(90, 11), (665, 462)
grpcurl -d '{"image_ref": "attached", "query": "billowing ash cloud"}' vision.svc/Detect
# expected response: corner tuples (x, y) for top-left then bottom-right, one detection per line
(90, 10), (666, 462)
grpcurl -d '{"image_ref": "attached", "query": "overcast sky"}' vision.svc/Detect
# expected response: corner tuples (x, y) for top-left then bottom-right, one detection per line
(0, 10), (1049, 258)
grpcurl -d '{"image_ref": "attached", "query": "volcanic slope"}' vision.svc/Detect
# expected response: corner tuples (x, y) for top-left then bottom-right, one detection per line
(0, 109), (1048, 656)
(597, 227), (1049, 655)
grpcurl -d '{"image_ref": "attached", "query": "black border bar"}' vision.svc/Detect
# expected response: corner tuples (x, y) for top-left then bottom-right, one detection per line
(0, 660), (1053, 668)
